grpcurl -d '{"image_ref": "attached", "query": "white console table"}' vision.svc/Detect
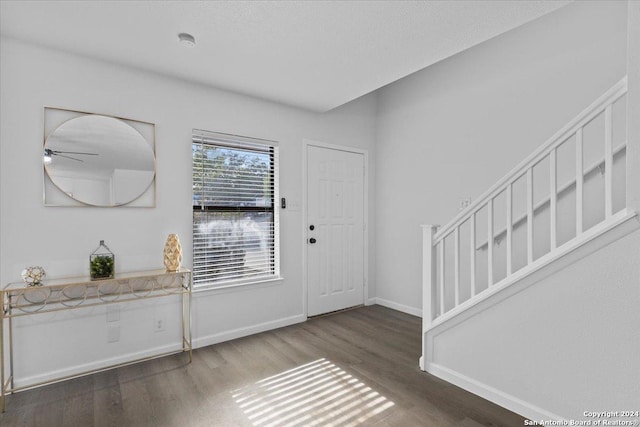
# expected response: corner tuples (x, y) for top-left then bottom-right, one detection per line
(0, 268), (192, 412)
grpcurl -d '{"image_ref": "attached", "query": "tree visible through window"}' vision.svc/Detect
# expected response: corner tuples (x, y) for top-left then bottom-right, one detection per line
(192, 131), (279, 287)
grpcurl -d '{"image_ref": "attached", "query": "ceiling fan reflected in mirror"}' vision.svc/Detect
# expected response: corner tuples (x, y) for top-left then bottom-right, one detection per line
(43, 148), (99, 163)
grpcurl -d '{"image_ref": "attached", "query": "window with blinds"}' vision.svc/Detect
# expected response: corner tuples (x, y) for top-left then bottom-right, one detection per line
(192, 130), (279, 287)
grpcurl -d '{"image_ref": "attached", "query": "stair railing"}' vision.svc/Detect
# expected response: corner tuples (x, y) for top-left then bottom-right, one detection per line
(422, 77), (633, 336)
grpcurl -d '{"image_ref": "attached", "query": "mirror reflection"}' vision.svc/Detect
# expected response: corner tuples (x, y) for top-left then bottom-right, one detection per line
(44, 115), (155, 206)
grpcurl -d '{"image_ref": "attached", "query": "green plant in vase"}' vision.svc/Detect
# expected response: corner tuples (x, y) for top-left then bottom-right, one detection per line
(90, 240), (115, 280)
(90, 255), (114, 280)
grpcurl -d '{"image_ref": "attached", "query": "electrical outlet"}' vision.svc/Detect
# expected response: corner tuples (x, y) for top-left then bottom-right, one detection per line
(107, 325), (120, 343)
(106, 305), (120, 322)
(154, 318), (165, 332)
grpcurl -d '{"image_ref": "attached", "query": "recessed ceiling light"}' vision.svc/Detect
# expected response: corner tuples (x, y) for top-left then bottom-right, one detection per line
(178, 32), (196, 47)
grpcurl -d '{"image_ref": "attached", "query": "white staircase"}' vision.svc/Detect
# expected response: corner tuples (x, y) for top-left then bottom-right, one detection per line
(419, 77), (640, 420)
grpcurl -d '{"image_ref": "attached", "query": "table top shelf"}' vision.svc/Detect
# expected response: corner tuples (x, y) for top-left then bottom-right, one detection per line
(2, 268), (191, 317)
(3, 268), (191, 291)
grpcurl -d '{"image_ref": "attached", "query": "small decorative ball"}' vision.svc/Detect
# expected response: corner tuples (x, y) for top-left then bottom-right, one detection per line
(21, 266), (46, 286)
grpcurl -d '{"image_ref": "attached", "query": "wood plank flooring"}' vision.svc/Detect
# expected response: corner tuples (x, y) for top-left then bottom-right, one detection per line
(0, 305), (525, 426)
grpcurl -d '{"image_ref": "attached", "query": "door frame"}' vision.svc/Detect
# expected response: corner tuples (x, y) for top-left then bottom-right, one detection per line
(302, 138), (370, 318)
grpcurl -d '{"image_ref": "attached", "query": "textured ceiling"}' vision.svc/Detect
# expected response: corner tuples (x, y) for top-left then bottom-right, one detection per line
(0, 1), (571, 112)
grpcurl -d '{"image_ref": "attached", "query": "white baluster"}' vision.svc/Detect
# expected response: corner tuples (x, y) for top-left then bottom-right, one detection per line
(576, 128), (584, 235)
(604, 105), (613, 218)
(438, 240), (445, 316)
(470, 213), (476, 297)
(487, 199), (494, 286)
(454, 227), (460, 306)
(506, 183), (513, 275)
(550, 149), (557, 249)
(628, 4), (640, 213)
(527, 169), (534, 264)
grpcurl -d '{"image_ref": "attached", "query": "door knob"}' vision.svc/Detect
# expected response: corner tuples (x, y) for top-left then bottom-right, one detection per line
(309, 225), (315, 230)
(309, 238), (317, 244)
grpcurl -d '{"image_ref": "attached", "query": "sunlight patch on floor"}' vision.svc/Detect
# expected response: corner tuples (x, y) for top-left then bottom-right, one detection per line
(232, 358), (395, 426)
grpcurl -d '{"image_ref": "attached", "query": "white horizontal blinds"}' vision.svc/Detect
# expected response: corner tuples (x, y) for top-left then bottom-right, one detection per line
(192, 130), (279, 286)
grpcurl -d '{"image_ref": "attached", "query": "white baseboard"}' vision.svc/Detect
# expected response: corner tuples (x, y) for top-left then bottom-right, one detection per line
(15, 314), (307, 390)
(14, 342), (184, 388)
(365, 298), (376, 306)
(193, 314), (306, 349)
(372, 297), (422, 317)
(427, 363), (565, 422)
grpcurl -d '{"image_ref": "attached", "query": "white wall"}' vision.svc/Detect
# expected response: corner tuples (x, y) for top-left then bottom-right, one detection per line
(374, 0), (629, 313)
(0, 37), (376, 384)
(429, 224), (640, 420)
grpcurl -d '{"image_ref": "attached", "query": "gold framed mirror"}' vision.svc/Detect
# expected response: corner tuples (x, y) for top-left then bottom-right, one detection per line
(43, 107), (156, 207)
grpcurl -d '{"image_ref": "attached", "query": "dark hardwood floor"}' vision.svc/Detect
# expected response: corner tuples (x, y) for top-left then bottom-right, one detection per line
(0, 305), (525, 426)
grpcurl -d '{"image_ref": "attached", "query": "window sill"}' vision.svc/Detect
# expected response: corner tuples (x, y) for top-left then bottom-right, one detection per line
(193, 276), (284, 294)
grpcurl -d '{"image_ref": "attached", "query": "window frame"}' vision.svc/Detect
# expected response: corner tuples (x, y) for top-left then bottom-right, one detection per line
(192, 129), (280, 290)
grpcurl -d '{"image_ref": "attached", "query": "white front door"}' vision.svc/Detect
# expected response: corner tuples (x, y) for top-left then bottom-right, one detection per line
(307, 145), (365, 317)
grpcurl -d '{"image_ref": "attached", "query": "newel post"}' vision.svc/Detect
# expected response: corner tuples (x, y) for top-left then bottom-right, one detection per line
(420, 224), (437, 372)
(627, 1), (640, 213)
